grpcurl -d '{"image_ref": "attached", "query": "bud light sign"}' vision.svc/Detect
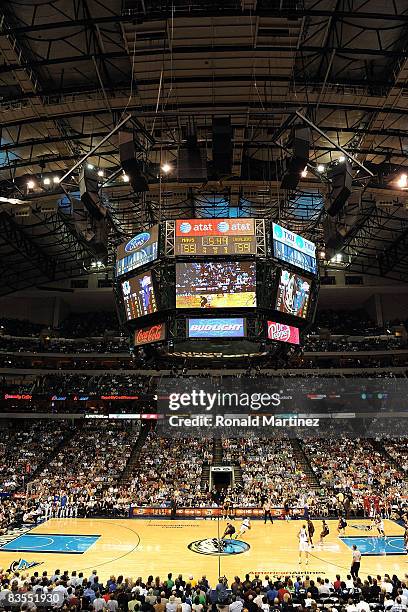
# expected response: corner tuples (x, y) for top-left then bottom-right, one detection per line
(267, 321), (300, 345)
(188, 318), (246, 338)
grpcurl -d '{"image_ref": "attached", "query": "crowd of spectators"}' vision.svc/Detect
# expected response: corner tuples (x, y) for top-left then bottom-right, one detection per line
(301, 438), (408, 516)
(0, 421), (71, 493)
(303, 336), (406, 353)
(30, 421), (140, 517)
(221, 438), (313, 508)
(0, 336), (129, 354)
(0, 568), (408, 612)
(127, 434), (213, 507)
(382, 439), (408, 474)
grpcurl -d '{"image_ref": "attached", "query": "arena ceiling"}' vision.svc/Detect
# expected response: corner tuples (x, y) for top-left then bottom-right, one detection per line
(1, 0), (408, 295)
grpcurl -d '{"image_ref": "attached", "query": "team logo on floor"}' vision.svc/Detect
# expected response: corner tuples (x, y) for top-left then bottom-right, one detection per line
(8, 558), (43, 572)
(188, 538), (250, 556)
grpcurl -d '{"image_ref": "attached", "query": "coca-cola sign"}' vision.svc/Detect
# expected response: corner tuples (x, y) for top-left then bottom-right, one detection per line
(134, 323), (166, 346)
(267, 321), (300, 345)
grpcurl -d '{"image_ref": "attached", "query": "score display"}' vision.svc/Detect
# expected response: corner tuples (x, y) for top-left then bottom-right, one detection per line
(175, 219), (257, 255)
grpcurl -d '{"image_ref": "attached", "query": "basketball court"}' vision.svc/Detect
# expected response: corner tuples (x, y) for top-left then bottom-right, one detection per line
(0, 518), (406, 582)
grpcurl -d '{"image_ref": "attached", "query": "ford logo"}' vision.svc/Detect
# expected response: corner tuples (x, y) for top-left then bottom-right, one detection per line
(125, 232), (150, 253)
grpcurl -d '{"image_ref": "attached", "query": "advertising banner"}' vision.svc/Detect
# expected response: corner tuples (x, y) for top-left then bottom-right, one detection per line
(134, 323), (166, 346)
(188, 318), (246, 338)
(267, 321), (300, 345)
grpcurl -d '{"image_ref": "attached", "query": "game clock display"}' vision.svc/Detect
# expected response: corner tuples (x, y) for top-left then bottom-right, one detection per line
(175, 219), (257, 255)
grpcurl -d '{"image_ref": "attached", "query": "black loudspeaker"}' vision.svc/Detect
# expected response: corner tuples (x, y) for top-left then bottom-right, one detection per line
(79, 166), (106, 219)
(323, 192), (361, 256)
(280, 126), (310, 190)
(323, 216), (348, 252)
(326, 160), (352, 216)
(119, 131), (149, 192)
(177, 140), (207, 182)
(212, 117), (233, 177)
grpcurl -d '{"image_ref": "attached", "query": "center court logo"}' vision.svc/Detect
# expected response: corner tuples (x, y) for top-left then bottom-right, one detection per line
(188, 538), (250, 556)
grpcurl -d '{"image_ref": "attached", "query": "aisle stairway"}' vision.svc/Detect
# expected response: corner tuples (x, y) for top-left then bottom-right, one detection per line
(213, 438), (223, 464)
(369, 437), (408, 476)
(22, 424), (77, 492)
(232, 463), (243, 488)
(119, 422), (151, 484)
(290, 438), (320, 488)
(200, 463), (211, 491)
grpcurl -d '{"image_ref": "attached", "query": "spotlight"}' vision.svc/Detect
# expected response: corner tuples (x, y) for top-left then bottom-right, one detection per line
(397, 173), (408, 189)
(339, 156), (346, 162)
(97, 169), (104, 177)
(87, 163), (94, 170)
(161, 163), (171, 174)
(27, 180), (36, 189)
(53, 176), (60, 184)
(301, 167), (308, 178)
(317, 164), (325, 173)
(122, 174), (130, 182)
(43, 177), (51, 186)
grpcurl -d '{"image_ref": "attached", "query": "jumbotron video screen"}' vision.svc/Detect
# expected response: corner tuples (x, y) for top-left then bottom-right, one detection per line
(176, 261), (256, 309)
(121, 272), (158, 320)
(275, 269), (311, 319)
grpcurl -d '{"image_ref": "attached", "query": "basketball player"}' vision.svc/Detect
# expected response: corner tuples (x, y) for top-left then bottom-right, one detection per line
(234, 517), (251, 539)
(375, 516), (385, 538)
(403, 523), (408, 554)
(223, 496), (232, 520)
(307, 519), (315, 548)
(263, 500), (274, 525)
(337, 515), (347, 536)
(222, 523), (236, 540)
(298, 524), (310, 565)
(319, 520), (330, 546)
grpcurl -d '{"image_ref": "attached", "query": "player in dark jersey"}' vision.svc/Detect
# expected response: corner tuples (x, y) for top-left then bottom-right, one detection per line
(319, 520), (330, 545)
(404, 524), (408, 554)
(222, 523), (236, 539)
(307, 519), (315, 547)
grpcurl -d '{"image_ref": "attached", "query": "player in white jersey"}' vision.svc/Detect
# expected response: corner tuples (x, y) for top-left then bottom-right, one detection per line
(375, 516), (385, 537)
(298, 524), (310, 565)
(234, 517), (251, 539)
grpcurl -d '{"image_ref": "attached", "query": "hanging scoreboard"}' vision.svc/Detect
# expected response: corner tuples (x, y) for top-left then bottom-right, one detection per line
(174, 218), (258, 255)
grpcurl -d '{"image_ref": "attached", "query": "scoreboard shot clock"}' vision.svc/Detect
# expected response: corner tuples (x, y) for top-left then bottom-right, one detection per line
(174, 218), (259, 256)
